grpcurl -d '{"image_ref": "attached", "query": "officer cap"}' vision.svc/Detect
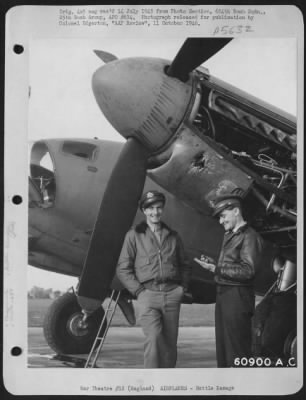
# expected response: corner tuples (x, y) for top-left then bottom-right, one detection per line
(139, 190), (166, 210)
(212, 189), (245, 217)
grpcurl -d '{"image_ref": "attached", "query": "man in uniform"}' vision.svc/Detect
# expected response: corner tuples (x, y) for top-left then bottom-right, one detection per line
(116, 190), (191, 368)
(196, 191), (263, 367)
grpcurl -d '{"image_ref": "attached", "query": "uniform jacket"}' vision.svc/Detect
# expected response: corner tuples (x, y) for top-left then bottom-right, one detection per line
(215, 224), (263, 286)
(116, 221), (191, 296)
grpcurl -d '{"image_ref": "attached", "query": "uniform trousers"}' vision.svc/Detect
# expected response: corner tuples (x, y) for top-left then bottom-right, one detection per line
(137, 285), (184, 368)
(215, 285), (255, 367)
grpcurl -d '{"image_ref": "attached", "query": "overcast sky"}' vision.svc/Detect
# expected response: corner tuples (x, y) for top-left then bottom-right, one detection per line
(28, 37), (297, 290)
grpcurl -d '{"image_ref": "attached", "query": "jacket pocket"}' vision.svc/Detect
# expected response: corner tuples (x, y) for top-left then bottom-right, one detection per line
(135, 256), (154, 282)
(135, 255), (150, 266)
(162, 256), (180, 281)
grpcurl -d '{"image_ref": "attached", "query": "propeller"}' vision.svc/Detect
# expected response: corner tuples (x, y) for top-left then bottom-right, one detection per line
(167, 38), (232, 82)
(77, 138), (149, 313)
(93, 50), (118, 63)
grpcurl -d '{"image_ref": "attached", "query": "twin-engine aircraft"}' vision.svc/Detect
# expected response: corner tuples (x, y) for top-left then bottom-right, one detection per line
(29, 38), (297, 362)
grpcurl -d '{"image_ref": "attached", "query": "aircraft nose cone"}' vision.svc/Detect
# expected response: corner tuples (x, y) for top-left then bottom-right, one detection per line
(92, 58), (149, 137)
(92, 57), (193, 151)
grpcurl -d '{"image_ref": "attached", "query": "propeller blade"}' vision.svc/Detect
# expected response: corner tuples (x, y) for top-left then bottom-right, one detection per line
(94, 50), (118, 63)
(77, 138), (149, 312)
(167, 38), (232, 82)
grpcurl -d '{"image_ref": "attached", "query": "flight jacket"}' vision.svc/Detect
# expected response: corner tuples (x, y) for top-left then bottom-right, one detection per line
(215, 224), (263, 286)
(116, 221), (191, 297)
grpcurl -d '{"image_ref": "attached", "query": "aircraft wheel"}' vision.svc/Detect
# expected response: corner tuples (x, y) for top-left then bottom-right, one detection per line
(283, 329), (297, 360)
(43, 292), (106, 354)
(253, 291), (296, 359)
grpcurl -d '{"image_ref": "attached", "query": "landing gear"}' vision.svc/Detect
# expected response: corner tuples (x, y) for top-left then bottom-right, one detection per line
(43, 292), (106, 354)
(283, 329), (297, 360)
(252, 253), (297, 364)
(253, 291), (297, 362)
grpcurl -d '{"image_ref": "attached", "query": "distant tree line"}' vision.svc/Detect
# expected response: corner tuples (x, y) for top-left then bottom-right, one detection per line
(28, 286), (65, 299)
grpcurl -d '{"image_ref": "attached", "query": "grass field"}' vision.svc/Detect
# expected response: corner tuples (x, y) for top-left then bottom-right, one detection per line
(28, 298), (215, 327)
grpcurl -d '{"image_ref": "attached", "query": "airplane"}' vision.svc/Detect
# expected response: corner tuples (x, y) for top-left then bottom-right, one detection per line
(29, 38), (297, 364)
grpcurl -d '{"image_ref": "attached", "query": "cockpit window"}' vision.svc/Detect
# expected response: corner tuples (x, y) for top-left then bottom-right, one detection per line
(30, 142), (56, 206)
(62, 141), (97, 160)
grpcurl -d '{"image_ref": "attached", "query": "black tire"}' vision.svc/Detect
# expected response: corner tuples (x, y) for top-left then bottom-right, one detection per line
(43, 292), (106, 354)
(283, 329), (297, 360)
(253, 291), (296, 358)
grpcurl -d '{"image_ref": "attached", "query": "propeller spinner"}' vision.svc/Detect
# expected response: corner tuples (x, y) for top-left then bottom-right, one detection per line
(92, 56), (194, 152)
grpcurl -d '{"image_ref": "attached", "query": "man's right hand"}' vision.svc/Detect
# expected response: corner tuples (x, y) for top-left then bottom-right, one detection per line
(194, 257), (216, 273)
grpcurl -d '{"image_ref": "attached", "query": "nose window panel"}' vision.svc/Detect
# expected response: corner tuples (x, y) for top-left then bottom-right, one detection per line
(62, 141), (97, 160)
(30, 142), (56, 206)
